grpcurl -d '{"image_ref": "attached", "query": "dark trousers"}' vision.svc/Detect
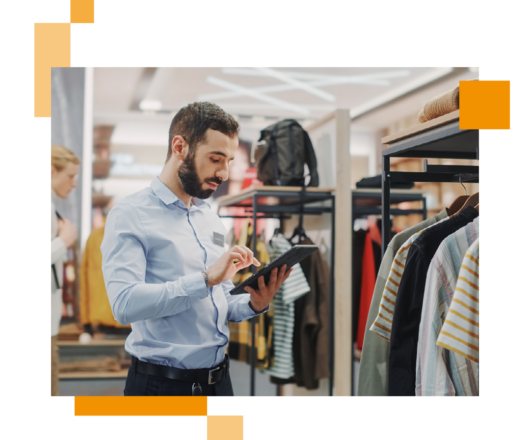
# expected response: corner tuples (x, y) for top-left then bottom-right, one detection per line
(124, 357), (234, 396)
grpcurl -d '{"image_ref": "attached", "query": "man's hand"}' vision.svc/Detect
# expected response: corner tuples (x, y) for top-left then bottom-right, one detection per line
(244, 264), (293, 312)
(57, 218), (78, 248)
(206, 245), (261, 287)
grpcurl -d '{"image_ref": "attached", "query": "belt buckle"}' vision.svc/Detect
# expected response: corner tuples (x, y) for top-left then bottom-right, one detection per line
(208, 365), (222, 385)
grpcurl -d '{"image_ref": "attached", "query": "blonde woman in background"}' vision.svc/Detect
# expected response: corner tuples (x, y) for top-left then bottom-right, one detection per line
(51, 145), (79, 396)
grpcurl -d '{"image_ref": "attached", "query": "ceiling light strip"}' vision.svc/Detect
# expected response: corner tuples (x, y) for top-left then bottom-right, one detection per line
(206, 76), (310, 115)
(254, 67), (336, 102)
(199, 70), (412, 101)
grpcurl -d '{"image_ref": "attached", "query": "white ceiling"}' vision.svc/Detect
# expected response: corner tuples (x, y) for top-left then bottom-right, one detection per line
(94, 66), (473, 147)
(93, 67), (457, 120)
(91, 67), (477, 198)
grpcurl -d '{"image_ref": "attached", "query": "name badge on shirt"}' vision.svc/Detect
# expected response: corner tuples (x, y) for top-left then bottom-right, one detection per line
(213, 232), (225, 247)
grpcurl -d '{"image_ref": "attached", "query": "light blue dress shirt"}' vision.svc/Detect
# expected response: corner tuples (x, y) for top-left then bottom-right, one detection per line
(101, 177), (267, 369)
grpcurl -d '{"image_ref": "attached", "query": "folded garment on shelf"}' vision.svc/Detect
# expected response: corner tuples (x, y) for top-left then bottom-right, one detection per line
(57, 323), (83, 340)
(356, 175), (414, 189)
(59, 357), (121, 372)
(418, 85), (459, 123)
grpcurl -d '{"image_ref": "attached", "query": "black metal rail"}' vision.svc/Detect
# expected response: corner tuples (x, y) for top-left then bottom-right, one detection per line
(381, 119), (479, 256)
(218, 189), (335, 397)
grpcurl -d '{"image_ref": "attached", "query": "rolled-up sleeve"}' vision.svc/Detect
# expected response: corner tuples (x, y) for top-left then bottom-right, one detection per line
(220, 279), (269, 323)
(101, 203), (209, 325)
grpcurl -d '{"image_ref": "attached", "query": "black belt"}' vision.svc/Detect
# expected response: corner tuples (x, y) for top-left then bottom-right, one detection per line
(133, 355), (230, 385)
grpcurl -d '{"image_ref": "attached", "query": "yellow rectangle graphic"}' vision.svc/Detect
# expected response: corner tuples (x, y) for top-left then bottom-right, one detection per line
(71, 0), (94, 23)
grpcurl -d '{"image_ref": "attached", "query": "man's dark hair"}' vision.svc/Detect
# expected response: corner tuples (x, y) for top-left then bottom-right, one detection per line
(166, 102), (239, 162)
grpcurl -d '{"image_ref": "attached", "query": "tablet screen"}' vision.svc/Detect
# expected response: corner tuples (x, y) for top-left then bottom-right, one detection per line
(230, 245), (318, 295)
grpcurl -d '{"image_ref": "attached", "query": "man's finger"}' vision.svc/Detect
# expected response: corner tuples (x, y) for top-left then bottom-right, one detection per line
(284, 267), (293, 282)
(230, 251), (246, 268)
(244, 285), (258, 297)
(235, 246), (249, 266)
(277, 267), (293, 286)
(230, 251), (245, 262)
(258, 275), (266, 291)
(233, 246), (248, 265)
(252, 257), (261, 267)
(269, 267), (278, 287)
(242, 245), (254, 266)
(276, 264), (287, 290)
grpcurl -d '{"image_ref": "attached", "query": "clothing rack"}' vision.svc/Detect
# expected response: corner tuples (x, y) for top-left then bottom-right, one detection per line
(372, 111), (479, 398)
(381, 110), (479, 256)
(217, 186), (335, 396)
(350, 189), (427, 396)
(352, 189), (427, 220)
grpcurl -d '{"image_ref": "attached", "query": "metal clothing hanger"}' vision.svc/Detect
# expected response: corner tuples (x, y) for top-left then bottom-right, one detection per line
(460, 174), (468, 196)
(446, 175), (469, 216)
(288, 181), (308, 244)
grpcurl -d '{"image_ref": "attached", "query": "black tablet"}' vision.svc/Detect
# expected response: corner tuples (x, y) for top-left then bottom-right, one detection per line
(229, 245), (318, 295)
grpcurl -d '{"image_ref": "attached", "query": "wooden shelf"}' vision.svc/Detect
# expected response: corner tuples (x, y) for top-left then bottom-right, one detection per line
(382, 110), (460, 144)
(216, 185), (334, 207)
(351, 188), (424, 195)
(388, 156), (424, 165)
(59, 369), (129, 380)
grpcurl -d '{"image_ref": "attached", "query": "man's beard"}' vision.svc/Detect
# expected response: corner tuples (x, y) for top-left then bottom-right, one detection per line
(178, 154), (222, 199)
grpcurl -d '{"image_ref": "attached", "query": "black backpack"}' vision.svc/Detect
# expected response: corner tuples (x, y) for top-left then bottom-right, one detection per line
(255, 119), (319, 187)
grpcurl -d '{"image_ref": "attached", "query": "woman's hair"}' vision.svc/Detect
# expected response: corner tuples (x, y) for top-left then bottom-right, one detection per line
(51, 145), (80, 171)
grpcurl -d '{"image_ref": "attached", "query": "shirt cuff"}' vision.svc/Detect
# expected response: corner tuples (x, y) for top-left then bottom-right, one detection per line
(180, 271), (209, 299)
(247, 301), (270, 317)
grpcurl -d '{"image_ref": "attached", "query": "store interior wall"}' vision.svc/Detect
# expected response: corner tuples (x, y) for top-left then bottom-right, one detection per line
(51, 67), (85, 234)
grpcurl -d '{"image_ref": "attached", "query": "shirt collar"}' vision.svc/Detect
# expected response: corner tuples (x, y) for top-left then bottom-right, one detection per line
(191, 197), (210, 210)
(51, 189), (58, 202)
(150, 177), (210, 210)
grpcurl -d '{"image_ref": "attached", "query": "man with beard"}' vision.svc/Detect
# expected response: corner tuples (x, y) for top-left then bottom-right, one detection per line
(101, 102), (292, 396)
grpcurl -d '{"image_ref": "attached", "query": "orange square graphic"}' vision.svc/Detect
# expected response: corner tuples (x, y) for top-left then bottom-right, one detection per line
(71, 0), (94, 23)
(460, 80), (530, 130)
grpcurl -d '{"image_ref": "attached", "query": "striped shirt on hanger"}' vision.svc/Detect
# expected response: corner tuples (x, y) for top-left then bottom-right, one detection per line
(358, 208), (448, 397)
(416, 219), (479, 396)
(437, 238), (530, 365)
(369, 218), (449, 341)
(266, 234), (310, 380)
(416, 219), (478, 397)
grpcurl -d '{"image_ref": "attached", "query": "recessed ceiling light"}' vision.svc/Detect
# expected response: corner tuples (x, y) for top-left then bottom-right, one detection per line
(139, 99), (162, 111)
